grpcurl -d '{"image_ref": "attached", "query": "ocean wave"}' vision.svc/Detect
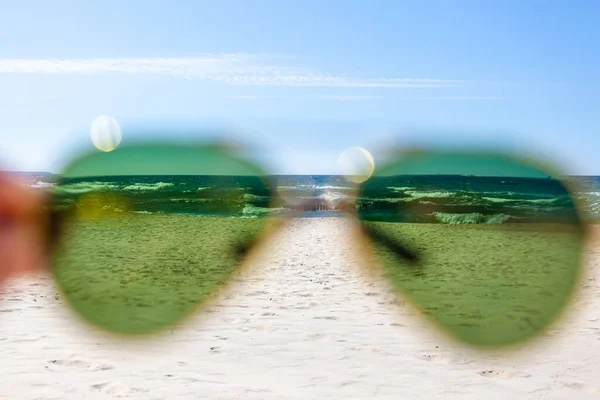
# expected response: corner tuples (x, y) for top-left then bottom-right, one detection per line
(168, 198), (213, 203)
(481, 196), (522, 203)
(577, 192), (600, 203)
(482, 196), (570, 205)
(55, 181), (120, 194)
(358, 197), (413, 204)
(29, 181), (55, 189)
(241, 204), (282, 217)
(362, 189), (573, 208)
(404, 190), (456, 199)
(386, 186), (416, 192)
(366, 190), (457, 199)
(180, 187), (211, 193)
(316, 192), (349, 201)
(243, 193), (270, 201)
(315, 185), (353, 190)
(359, 196), (572, 217)
(433, 212), (512, 224)
(360, 195), (450, 204)
(585, 203), (600, 219)
(277, 185), (308, 189)
(123, 182), (175, 191)
(278, 185), (352, 190)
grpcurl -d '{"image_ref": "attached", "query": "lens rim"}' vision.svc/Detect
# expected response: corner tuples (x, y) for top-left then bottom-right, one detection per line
(354, 146), (589, 349)
(48, 141), (277, 337)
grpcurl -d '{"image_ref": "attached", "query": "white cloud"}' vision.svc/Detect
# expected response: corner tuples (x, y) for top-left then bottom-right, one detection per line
(395, 96), (509, 100)
(227, 94), (379, 101)
(226, 94), (507, 101)
(227, 95), (285, 100)
(312, 95), (379, 101)
(0, 55), (473, 88)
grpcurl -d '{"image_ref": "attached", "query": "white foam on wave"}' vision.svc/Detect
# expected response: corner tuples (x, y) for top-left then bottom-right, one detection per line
(243, 193), (269, 201)
(405, 190), (455, 199)
(241, 204), (283, 217)
(317, 192), (349, 201)
(123, 182), (174, 191)
(433, 212), (512, 224)
(278, 185), (352, 190)
(55, 181), (120, 194)
(315, 185), (353, 190)
(168, 198), (212, 203)
(29, 181), (55, 189)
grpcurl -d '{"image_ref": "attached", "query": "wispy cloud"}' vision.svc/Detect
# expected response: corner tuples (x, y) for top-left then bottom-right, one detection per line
(312, 95), (379, 101)
(396, 96), (509, 100)
(227, 95), (282, 100)
(310, 95), (509, 101)
(228, 94), (379, 101)
(227, 94), (507, 101)
(0, 55), (478, 88)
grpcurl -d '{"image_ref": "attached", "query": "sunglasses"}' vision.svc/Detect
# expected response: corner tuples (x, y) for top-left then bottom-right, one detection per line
(39, 139), (587, 349)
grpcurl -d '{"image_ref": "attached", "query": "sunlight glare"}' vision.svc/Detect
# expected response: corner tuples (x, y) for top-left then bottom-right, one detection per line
(338, 146), (375, 183)
(90, 115), (122, 152)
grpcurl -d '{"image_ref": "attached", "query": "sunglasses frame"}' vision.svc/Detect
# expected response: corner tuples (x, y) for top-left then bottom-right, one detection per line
(40, 140), (591, 350)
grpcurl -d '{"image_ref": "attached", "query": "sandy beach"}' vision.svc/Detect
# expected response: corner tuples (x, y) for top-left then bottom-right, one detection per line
(1, 217), (600, 399)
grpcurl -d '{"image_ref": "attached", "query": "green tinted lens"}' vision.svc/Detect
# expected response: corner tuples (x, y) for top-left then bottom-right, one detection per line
(51, 144), (271, 334)
(358, 152), (585, 347)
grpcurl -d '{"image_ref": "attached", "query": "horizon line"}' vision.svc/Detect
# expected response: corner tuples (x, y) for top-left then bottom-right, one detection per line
(7, 171), (599, 178)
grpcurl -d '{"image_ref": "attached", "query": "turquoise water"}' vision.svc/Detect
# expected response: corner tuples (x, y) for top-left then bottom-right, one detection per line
(28, 173), (600, 222)
(358, 174), (581, 224)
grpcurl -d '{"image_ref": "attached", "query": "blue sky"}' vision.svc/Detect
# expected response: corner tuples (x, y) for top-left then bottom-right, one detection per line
(0, 0), (598, 174)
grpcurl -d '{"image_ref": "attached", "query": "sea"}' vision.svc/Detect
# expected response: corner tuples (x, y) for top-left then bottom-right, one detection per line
(20, 173), (600, 223)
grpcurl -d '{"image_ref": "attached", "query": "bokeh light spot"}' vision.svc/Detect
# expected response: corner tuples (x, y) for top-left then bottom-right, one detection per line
(90, 115), (122, 152)
(338, 146), (375, 183)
